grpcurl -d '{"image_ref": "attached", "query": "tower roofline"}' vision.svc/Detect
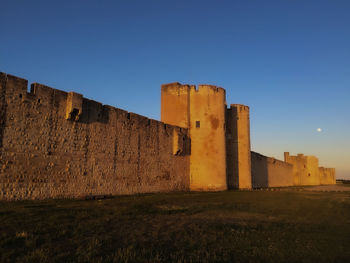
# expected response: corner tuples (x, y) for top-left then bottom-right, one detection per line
(228, 104), (250, 110)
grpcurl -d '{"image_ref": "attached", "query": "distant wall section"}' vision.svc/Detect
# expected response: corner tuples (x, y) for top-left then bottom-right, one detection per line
(0, 73), (190, 200)
(284, 153), (320, 186)
(319, 167), (336, 185)
(251, 152), (293, 188)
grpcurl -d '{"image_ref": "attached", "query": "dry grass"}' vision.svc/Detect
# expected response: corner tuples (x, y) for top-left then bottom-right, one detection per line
(1, 190), (350, 262)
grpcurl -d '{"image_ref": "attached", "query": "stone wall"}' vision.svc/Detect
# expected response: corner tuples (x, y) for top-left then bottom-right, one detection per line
(319, 167), (336, 185)
(284, 153), (323, 186)
(251, 151), (293, 188)
(0, 73), (190, 200)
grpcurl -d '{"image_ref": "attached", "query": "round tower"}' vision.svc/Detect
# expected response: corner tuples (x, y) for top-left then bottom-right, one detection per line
(189, 85), (227, 191)
(226, 104), (252, 189)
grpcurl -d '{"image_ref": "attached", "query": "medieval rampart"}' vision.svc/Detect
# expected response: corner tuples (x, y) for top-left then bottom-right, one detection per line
(0, 72), (336, 200)
(284, 153), (321, 186)
(319, 167), (336, 185)
(251, 151), (293, 188)
(0, 73), (190, 200)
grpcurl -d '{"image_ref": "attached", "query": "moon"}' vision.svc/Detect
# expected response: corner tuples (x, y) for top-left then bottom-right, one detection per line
(317, 128), (322, 132)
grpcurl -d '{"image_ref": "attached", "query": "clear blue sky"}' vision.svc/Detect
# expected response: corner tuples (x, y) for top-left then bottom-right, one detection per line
(1, 0), (349, 179)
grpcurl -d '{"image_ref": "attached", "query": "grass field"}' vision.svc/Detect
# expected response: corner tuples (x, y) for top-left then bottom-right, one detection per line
(1, 189), (349, 262)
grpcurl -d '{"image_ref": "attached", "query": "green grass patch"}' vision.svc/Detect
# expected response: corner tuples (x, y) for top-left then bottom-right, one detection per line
(1, 190), (349, 262)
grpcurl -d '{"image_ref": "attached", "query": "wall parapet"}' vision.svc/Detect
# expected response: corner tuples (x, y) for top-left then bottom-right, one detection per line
(0, 72), (189, 132)
(251, 151), (293, 188)
(0, 72), (191, 200)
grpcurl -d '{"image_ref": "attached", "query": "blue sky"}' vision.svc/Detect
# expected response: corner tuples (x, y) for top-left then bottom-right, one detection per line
(1, 0), (349, 178)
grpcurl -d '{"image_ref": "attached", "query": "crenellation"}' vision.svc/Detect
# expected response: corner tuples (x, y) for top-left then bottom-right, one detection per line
(0, 73), (192, 200)
(0, 72), (336, 200)
(5, 73), (28, 95)
(161, 82), (182, 89)
(197, 84), (226, 95)
(30, 82), (56, 99)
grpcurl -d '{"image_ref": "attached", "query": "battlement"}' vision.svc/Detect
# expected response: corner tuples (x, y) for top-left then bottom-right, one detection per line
(1, 72), (29, 93)
(161, 83), (190, 93)
(286, 153), (318, 162)
(228, 104), (250, 112)
(0, 72), (192, 200)
(161, 82), (182, 88)
(252, 152), (293, 167)
(0, 72), (190, 132)
(192, 84), (225, 94)
(0, 71), (337, 200)
(161, 82), (225, 95)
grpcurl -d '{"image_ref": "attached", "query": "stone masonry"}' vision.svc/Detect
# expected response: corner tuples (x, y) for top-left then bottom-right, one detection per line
(0, 72), (336, 200)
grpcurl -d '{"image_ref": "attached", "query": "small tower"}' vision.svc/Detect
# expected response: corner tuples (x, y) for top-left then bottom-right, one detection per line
(226, 104), (252, 189)
(161, 83), (227, 191)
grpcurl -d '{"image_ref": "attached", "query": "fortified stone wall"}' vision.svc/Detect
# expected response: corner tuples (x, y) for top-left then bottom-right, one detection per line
(0, 72), (337, 200)
(284, 153), (322, 186)
(226, 104), (252, 189)
(251, 151), (293, 188)
(0, 73), (190, 200)
(319, 167), (336, 185)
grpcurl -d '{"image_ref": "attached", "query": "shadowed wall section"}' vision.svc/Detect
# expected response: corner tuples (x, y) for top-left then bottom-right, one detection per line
(0, 73), (7, 148)
(251, 152), (293, 188)
(0, 73), (190, 200)
(226, 104), (252, 189)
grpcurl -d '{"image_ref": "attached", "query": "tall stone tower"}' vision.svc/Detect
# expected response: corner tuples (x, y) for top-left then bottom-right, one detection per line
(161, 83), (227, 191)
(226, 104), (252, 189)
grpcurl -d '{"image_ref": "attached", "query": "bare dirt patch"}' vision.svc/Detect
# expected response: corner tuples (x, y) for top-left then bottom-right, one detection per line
(303, 185), (350, 192)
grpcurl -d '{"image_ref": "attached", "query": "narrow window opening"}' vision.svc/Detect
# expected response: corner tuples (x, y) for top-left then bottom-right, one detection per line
(196, 121), (200, 128)
(19, 94), (22, 99)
